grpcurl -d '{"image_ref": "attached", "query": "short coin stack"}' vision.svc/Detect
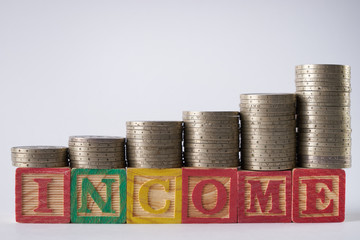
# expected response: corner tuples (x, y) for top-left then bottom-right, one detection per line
(68, 136), (125, 169)
(183, 111), (240, 168)
(126, 121), (183, 168)
(11, 146), (68, 168)
(240, 94), (296, 170)
(295, 64), (351, 168)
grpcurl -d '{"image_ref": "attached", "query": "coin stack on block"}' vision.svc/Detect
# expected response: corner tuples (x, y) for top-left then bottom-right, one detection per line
(240, 94), (296, 170)
(126, 121), (183, 168)
(183, 111), (240, 168)
(68, 136), (125, 169)
(11, 146), (68, 168)
(295, 64), (351, 168)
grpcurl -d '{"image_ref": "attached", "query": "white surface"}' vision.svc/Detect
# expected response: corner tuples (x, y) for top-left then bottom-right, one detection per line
(0, 0), (359, 239)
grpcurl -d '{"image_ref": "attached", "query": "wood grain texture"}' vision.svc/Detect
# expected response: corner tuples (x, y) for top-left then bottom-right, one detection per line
(71, 168), (126, 223)
(127, 168), (182, 224)
(292, 168), (345, 223)
(182, 168), (237, 223)
(15, 168), (70, 223)
(238, 170), (291, 223)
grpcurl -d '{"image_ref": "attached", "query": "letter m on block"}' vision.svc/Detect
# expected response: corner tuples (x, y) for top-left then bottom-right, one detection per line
(238, 171), (292, 223)
(71, 169), (126, 223)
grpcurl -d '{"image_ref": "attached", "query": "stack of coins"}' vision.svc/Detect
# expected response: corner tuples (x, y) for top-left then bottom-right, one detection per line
(126, 121), (183, 168)
(183, 111), (240, 168)
(11, 146), (68, 168)
(295, 64), (351, 168)
(68, 136), (125, 169)
(240, 94), (296, 170)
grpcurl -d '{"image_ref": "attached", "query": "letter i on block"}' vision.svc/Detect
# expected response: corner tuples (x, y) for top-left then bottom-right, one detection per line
(238, 171), (292, 223)
(71, 169), (126, 223)
(15, 168), (71, 223)
(127, 168), (182, 223)
(182, 168), (238, 223)
(292, 168), (345, 223)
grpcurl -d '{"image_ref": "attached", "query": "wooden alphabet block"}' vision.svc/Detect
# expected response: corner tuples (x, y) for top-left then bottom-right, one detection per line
(127, 168), (182, 223)
(182, 168), (237, 223)
(238, 170), (292, 223)
(15, 168), (70, 223)
(71, 169), (126, 223)
(292, 168), (345, 223)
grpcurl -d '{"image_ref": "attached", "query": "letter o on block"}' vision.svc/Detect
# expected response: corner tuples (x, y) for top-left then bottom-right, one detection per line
(182, 168), (238, 223)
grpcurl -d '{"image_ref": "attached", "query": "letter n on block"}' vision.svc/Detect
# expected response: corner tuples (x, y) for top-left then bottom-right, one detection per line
(292, 168), (345, 223)
(15, 168), (70, 223)
(238, 171), (291, 223)
(127, 168), (182, 223)
(71, 169), (126, 223)
(182, 168), (237, 223)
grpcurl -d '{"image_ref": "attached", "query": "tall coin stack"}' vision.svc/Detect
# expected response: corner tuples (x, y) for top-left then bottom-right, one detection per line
(183, 111), (240, 168)
(240, 94), (296, 170)
(126, 121), (183, 168)
(295, 64), (351, 168)
(11, 146), (68, 168)
(68, 136), (125, 169)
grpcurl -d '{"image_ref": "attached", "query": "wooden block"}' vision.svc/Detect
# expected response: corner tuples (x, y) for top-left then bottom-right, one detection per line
(127, 168), (182, 223)
(15, 168), (71, 223)
(238, 170), (292, 223)
(182, 168), (237, 223)
(71, 168), (126, 223)
(292, 168), (345, 223)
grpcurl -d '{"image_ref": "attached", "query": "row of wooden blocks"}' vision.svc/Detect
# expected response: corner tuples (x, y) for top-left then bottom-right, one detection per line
(16, 167), (345, 223)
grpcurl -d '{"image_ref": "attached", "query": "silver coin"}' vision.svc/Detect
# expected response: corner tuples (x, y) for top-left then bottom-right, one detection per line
(11, 146), (68, 153)
(298, 141), (351, 147)
(69, 151), (124, 157)
(297, 115), (351, 121)
(126, 121), (183, 127)
(12, 162), (69, 168)
(126, 130), (182, 135)
(68, 141), (124, 147)
(69, 136), (125, 143)
(241, 148), (296, 154)
(241, 156), (294, 162)
(241, 152), (295, 158)
(296, 86), (351, 92)
(241, 161), (295, 167)
(182, 111), (239, 116)
(11, 151), (68, 158)
(297, 101), (350, 107)
(11, 156), (68, 162)
(295, 68), (351, 74)
(69, 146), (124, 152)
(297, 123), (351, 129)
(298, 162), (351, 169)
(297, 155), (351, 161)
(127, 149), (182, 155)
(240, 93), (296, 101)
(295, 81), (351, 88)
(185, 163), (238, 168)
(296, 64), (350, 70)
(297, 118), (351, 125)
(241, 164), (294, 171)
(241, 138), (296, 145)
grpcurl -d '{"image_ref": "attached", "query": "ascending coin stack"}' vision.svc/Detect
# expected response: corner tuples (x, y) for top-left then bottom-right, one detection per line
(295, 64), (352, 168)
(11, 146), (68, 168)
(240, 94), (297, 170)
(183, 111), (240, 168)
(126, 121), (183, 168)
(68, 136), (125, 169)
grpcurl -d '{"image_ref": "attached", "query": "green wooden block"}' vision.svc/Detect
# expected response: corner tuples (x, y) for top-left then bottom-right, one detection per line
(71, 168), (126, 223)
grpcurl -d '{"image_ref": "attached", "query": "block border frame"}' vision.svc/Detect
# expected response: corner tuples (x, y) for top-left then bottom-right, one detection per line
(70, 168), (126, 224)
(238, 170), (292, 223)
(182, 168), (238, 223)
(292, 168), (345, 223)
(126, 168), (182, 224)
(15, 167), (71, 223)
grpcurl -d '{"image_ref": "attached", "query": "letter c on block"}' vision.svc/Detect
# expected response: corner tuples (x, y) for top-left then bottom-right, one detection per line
(139, 179), (171, 214)
(192, 179), (227, 215)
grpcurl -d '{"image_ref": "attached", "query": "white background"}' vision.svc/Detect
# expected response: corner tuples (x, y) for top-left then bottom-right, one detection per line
(0, 0), (359, 239)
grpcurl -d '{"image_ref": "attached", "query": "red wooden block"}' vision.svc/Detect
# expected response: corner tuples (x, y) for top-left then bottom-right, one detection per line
(16, 168), (71, 223)
(182, 168), (237, 223)
(238, 170), (292, 223)
(292, 168), (345, 223)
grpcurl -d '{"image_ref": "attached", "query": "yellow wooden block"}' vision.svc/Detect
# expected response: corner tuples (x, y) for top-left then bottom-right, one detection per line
(127, 168), (182, 223)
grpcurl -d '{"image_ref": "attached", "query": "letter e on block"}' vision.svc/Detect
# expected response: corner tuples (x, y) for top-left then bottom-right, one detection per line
(292, 168), (345, 223)
(15, 168), (71, 223)
(71, 169), (126, 223)
(238, 170), (291, 223)
(182, 168), (237, 223)
(127, 168), (182, 223)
